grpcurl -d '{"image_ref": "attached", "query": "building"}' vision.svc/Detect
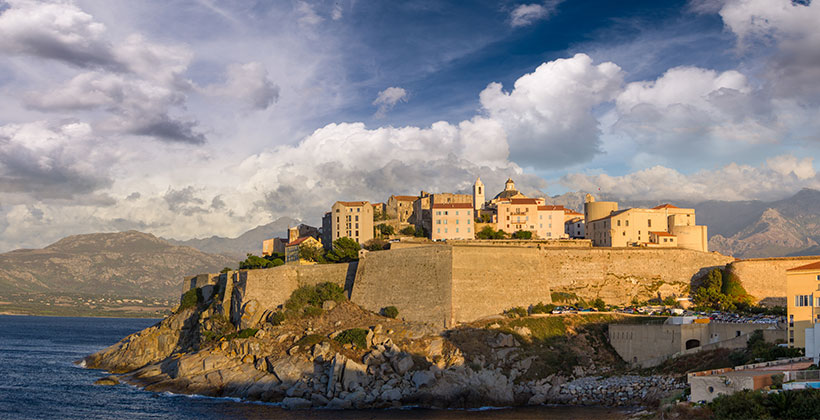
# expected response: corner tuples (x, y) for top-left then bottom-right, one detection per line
(431, 203), (475, 241)
(583, 194), (708, 251)
(414, 192), (472, 235)
(285, 236), (323, 265)
(372, 202), (385, 218)
(321, 212), (332, 250)
(565, 217), (585, 239)
(472, 177), (485, 211)
(262, 237), (286, 256)
(786, 261), (820, 351)
(386, 195), (417, 223)
(330, 201), (374, 245)
(688, 359), (811, 403)
(488, 178), (527, 206)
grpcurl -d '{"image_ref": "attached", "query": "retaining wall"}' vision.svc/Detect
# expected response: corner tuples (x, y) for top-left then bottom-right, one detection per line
(726, 257), (820, 306)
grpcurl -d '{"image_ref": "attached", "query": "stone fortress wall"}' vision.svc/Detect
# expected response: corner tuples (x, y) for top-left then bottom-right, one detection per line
(182, 244), (819, 328)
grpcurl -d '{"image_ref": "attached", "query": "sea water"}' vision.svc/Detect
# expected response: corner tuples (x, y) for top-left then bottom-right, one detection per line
(0, 315), (631, 419)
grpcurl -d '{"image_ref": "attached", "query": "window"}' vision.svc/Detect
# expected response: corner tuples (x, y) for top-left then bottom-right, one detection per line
(467, 219), (471, 224)
(456, 219), (459, 224)
(617, 220), (621, 226)
(357, 208), (360, 212)
(467, 211), (471, 216)
(549, 224), (552, 228)
(456, 228), (459, 233)
(455, 211), (459, 216)
(444, 228), (448, 233)
(467, 228), (471, 233)
(437, 220), (441, 225)
(816, 274), (820, 281)
(816, 297), (820, 307)
(625, 220), (629, 227)
(355, 215), (359, 221)
(436, 211), (441, 216)
(444, 220), (447, 225)
(648, 219), (652, 227)
(437, 228), (440, 233)
(796, 295), (812, 307)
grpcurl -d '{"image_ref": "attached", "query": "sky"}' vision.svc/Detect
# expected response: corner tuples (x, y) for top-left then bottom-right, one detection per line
(1, 0), (820, 251)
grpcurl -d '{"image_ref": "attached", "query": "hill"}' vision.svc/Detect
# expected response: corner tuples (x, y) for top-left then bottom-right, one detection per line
(165, 216), (299, 259)
(0, 231), (235, 300)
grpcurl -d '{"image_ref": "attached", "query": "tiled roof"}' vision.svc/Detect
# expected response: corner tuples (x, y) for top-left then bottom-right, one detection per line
(650, 231), (675, 237)
(653, 204), (679, 209)
(432, 203), (473, 209)
(336, 201), (369, 206)
(508, 198), (540, 205)
(286, 236), (313, 247)
(787, 261), (820, 272)
(391, 195), (418, 201)
(538, 205), (567, 211)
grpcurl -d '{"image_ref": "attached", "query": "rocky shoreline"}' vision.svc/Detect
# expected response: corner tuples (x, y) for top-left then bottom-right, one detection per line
(82, 289), (684, 411)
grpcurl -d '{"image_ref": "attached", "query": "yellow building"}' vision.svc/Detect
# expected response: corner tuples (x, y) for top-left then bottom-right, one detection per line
(330, 201), (374, 245)
(285, 236), (323, 265)
(262, 237), (286, 256)
(431, 203), (474, 241)
(786, 261), (820, 348)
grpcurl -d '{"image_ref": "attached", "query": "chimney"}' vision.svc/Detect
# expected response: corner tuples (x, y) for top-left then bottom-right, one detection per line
(288, 227), (298, 243)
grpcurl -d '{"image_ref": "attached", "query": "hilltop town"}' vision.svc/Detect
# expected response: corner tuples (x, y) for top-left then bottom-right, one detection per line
(84, 177), (820, 417)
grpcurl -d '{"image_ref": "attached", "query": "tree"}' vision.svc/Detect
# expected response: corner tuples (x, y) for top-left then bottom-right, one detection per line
(376, 223), (395, 237)
(512, 230), (533, 239)
(299, 242), (323, 262)
(364, 238), (389, 251)
(399, 226), (416, 236)
(477, 225), (506, 239)
(326, 237), (361, 262)
(591, 297), (606, 311)
(239, 253), (275, 269)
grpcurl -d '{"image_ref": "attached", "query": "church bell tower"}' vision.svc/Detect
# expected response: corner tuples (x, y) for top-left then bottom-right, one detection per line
(473, 177), (485, 211)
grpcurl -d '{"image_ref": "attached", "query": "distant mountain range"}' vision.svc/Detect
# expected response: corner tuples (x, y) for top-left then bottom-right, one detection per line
(0, 231), (235, 300)
(165, 216), (300, 260)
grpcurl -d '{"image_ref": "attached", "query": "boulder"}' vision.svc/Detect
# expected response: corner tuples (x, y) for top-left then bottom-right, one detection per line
(322, 300), (337, 311)
(489, 333), (518, 348)
(94, 375), (119, 386)
(342, 359), (368, 391)
(392, 354), (414, 374)
(269, 355), (313, 383)
(281, 397), (312, 410)
(411, 370), (435, 388)
(425, 338), (444, 358)
(380, 388), (402, 401)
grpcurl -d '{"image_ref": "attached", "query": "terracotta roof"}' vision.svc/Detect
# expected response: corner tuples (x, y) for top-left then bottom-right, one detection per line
(372, 202), (383, 207)
(653, 204), (679, 209)
(538, 205), (566, 211)
(432, 203), (473, 209)
(391, 195), (417, 201)
(336, 201), (369, 206)
(650, 231), (675, 237)
(508, 198), (540, 205)
(564, 209), (583, 216)
(286, 236), (313, 247)
(787, 261), (820, 272)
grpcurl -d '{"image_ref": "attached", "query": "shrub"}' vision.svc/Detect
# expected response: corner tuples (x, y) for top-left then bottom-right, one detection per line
(334, 328), (368, 348)
(376, 224), (395, 236)
(268, 311), (285, 326)
(326, 237), (361, 263)
(381, 306), (399, 318)
(311, 282), (346, 306)
(239, 253), (276, 269)
(512, 230), (533, 239)
(399, 226), (416, 236)
(477, 225), (506, 239)
(178, 288), (203, 311)
(414, 227), (427, 237)
(591, 298), (606, 312)
(530, 302), (556, 314)
(236, 328), (258, 339)
(295, 334), (325, 348)
(364, 238), (389, 251)
(505, 306), (528, 318)
(551, 291), (578, 303)
(303, 306), (323, 317)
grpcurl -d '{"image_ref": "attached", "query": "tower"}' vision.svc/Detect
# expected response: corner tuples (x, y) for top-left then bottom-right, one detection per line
(473, 177), (485, 211)
(505, 178), (515, 191)
(288, 226), (298, 243)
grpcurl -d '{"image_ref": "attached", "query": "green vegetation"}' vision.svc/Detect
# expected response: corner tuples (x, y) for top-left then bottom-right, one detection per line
(529, 302), (555, 314)
(364, 238), (389, 251)
(239, 253), (284, 269)
(693, 268), (753, 311)
(295, 334), (326, 348)
(267, 311), (285, 326)
(178, 287), (203, 311)
(550, 291), (579, 303)
(399, 226), (416, 236)
(219, 266), (233, 274)
(325, 237), (361, 263)
(376, 224), (395, 236)
(504, 306), (529, 318)
(662, 295), (678, 306)
(728, 330), (803, 366)
(709, 389), (820, 420)
(381, 305), (399, 319)
(512, 230), (533, 239)
(476, 226), (507, 239)
(591, 297), (606, 312)
(475, 213), (493, 223)
(283, 282), (346, 319)
(298, 243), (323, 262)
(334, 328), (369, 348)
(234, 328), (258, 339)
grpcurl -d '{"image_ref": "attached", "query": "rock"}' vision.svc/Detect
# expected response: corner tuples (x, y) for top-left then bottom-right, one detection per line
(411, 370), (435, 388)
(528, 393), (547, 405)
(94, 375), (119, 386)
(342, 359), (368, 391)
(326, 353), (346, 397)
(380, 388), (402, 401)
(426, 338), (444, 358)
(392, 354), (414, 374)
(269, 355), (313, 383)
(488, 323), (501, 329)
(312, 342), (331, 361)
(490, 333), (518, 348)
(311, 393), (330, 406)
(344, 389), (367, 404)
(282, 397), (312, 410)
(366, 329), (374, 348)
(239, 299), (260, 330)
(327, 397), (352, 409)
(513, 326), (532, 338)
(322, 300), (337, 311)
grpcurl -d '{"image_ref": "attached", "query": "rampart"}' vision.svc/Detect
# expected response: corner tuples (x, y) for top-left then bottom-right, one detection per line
(726, 257), (820, 306)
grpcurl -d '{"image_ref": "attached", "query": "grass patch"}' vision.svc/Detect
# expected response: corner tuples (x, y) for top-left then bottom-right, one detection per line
(295, 334), (326, 348)
(284, 282), (345, 319)
(333, 328), (368, 348)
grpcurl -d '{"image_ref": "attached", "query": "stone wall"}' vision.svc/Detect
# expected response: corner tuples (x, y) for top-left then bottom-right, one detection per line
(726, 257), (820, 306)
(350, 246), (453, 328)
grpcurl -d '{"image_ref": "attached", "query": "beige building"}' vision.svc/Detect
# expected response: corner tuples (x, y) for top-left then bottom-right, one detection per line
(472, 177), (485, 211)
(786, 261), (820, 348)
(584, 195), (707, 251)
(494, 199), (569, 239)
(285, 236), (322, 265)
(330, 201), (374, 245)
(565, 217), (585, 238)
(414, 192), (472, 235)
(262, 237), (286, 256)
(431, 203), (475, 241)
(386, 195), (417, 223)
(488, 178), (527, 206)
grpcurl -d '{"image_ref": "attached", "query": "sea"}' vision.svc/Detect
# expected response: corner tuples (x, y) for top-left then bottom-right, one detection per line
(0, 315), (633, 419)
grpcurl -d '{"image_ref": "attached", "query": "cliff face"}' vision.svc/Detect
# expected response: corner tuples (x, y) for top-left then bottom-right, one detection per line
(0, 230), (235, 299)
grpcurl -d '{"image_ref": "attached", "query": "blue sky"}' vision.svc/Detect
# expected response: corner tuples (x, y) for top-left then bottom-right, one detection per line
(0, 0), (819, 251)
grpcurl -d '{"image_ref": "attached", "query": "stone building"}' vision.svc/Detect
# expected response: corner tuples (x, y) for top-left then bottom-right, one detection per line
(386, 195), (417, 223)
(413, 192), (472, 235)
(330, 201), (374, 245)
(584, 195), (708, 251)
(261, 237), (286, 256)
(488, 178), (527, 206)
(472, 177), (485, 211)
(431, 203), (475, 241)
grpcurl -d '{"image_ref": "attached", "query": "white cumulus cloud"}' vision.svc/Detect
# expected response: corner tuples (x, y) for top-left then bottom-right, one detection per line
(373, 86), (408, 118)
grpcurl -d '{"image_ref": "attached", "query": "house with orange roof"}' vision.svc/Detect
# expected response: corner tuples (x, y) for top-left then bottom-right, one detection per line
(330, 200), (374, 245)
(386, 195), (418, 223)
